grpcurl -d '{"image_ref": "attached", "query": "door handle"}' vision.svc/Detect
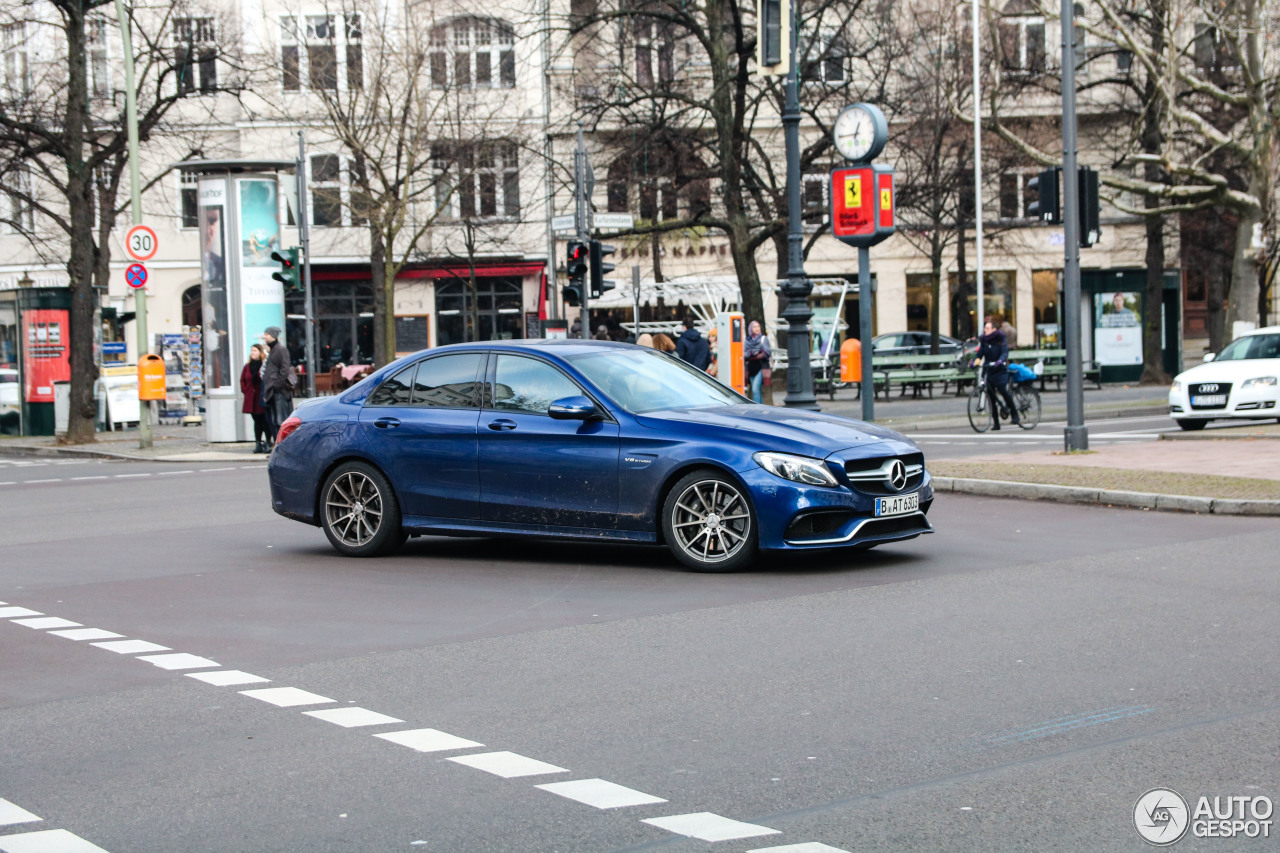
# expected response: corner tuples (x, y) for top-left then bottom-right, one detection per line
(487, 419), (518, 431)
(374, 417), (401, 429)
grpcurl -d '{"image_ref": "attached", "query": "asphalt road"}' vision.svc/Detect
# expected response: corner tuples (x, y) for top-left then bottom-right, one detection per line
(1, 449), (1277, 852)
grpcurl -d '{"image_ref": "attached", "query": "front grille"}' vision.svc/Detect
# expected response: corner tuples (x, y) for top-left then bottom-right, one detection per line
(854, 514), (931, 542)
(845, 453), (925, 496)
(786, 510), (856, 541)
(1189, 382), (1231, 410)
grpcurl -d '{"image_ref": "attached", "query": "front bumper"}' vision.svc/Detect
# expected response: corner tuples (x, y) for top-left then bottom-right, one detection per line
(739, 466), (934, 551)
(1169, 387), (1278, 419)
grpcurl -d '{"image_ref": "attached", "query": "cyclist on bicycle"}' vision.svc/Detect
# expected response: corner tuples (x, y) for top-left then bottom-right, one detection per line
(977, 318), (1020, 429)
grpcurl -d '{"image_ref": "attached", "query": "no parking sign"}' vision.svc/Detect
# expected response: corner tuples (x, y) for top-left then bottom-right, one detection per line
(125, 263), (148, 289)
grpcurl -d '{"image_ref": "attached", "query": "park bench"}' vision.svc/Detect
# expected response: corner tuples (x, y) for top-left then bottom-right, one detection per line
(1008, 348), (1102, 391)
(870, 354), (968, 399)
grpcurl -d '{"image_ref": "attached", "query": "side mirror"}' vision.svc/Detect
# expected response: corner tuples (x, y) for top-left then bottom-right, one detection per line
(548, 395), (599, 420)
(1203, 353), (1216, 363)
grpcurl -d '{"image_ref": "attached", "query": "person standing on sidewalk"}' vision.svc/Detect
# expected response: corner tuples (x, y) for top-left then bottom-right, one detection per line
(240, 344), (270, 453)
(744, 320), (772, 403)
(978, 319), (1019, 430)
(261, 326), (295, 447)
(675, 316), (711, 370)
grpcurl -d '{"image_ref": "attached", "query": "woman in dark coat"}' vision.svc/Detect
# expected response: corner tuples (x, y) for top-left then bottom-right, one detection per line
(240, 344), (270, 452)
(977, 319), (1019, 430)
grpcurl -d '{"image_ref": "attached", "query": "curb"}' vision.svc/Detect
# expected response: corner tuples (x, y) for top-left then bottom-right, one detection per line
(0, 441), (267, 463)
(1160, 430), (1280, 441)
(931, 476), (1280, 516)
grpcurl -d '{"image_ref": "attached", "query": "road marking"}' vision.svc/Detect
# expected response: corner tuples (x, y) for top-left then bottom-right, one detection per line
(0, 607), (44, 619)
(201, 467), (238, 472)
(114, 473), (152, 479)
(24, 478), (62, 484)
(12, 617), (83, 630)
(303, 707), (405, 728)
(448, 751), (569, 778)
(536, 779), (667, 809)
(749, 844), (851, 852)
(0, 481), (15, 486)
(643, 812), (781, 842)
(48, 628), (123, 641)
(0, 828), (111, 852)
(137, 653), (221, 670)
(239, 686), (334, 707)
(91, 639), (170, 654)
(71, 476), (109, 481)
(185, 670), (270, 686)
(374, 728), (483, 753)
(157, 470), (195, 476)
(0, 798), (42, 826)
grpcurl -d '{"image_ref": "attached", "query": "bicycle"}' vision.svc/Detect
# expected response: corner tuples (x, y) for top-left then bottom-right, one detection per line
(966, 363), (1042, 432)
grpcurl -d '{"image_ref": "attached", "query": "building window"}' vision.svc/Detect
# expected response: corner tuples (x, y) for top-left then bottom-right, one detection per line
(2, 166), (33, 234)
(803, 173), (828, 227)
(606, 148), (709, 224)
(433, 142), (520, 220)
(998, 15), (1046, 73)
(435, 277), (523, 344)
(87, 17), (111, 99)
(429, 17), (516, 89)
(179, 171), (199, 228)
(174, 16), (217, 95)
(802, 32), (848, 83)
(311, 154), (342, 226)
(632, 16), (675, 86)
(998, 171), (1039, 220)
(2, 22), (29, 101)
(281, 14), (361, 91)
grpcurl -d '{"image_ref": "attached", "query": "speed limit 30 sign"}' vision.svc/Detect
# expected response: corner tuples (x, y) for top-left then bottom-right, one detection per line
(125, 225), (159, 262)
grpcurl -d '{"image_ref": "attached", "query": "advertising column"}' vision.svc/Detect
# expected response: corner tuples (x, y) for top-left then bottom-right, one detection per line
(1094, 290), (1143, 382)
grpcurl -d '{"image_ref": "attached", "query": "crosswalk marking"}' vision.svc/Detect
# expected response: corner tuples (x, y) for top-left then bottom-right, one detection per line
(374, 728), (482, 753)
(642, 812), (781, 842)
(239, 687), (334, 707)
(0, 828), (111, 853)
(536, 779), (667, 809)
(184, 670), (269, 686)
(448, 751), (568, 778)
(0, 798), (42, 827)
(302, 707), (404, 728)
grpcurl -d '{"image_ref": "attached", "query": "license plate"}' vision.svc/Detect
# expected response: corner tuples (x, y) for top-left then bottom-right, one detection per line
(1191, 395), (1226, 406)
(876, 492), (920, 517)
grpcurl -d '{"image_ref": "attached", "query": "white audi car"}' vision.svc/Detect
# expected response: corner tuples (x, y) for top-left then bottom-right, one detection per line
(1169, 326), (1280, 430)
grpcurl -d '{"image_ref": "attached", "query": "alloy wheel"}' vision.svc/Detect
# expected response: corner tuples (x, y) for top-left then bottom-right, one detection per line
(325, 471), (384, 548)
(669, 478), (752, 565)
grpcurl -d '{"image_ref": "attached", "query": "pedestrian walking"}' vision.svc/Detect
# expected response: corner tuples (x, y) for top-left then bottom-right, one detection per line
(636, 333), (655, 348)
(261, 326), (296, 446)
(675, 316), (711, 370)
(744, 320), (772, 403)
(569, 318), (583, 339)
(594, 324), (610, 340)
(651, 333), (677, 354)
(240, 344), (270, 453)
(977, 319), (1019, 430)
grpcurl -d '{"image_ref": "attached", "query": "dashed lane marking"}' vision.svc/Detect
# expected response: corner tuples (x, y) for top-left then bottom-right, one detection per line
(448, 751), (569, 779)
(70, 476), (108, 481)
(303, 707), (405, 728)
(373, 728), (483, 753)
(239, 687), (335, 708)
(48, 628), (123, 641)
(0, 608), (43, 619)
(749, 844), (853, 852)
(536, 779), (667, 810)
(642, 812), (782, 842)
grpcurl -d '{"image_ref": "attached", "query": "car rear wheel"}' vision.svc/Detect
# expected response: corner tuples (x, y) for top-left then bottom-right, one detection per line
(321, 462), (405, 557)
(1176, 419), (1208, 431)
(662, 470), (758, 572)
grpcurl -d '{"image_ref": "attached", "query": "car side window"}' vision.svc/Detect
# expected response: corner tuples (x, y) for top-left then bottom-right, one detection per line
(366, 364), (416, 407)
(491, 355), (582, 415)
(411, 353), (482, 408)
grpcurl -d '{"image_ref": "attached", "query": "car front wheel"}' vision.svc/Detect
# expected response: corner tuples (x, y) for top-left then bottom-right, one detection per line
(662, 470), (758, 572)
(320, 462), (405, 557)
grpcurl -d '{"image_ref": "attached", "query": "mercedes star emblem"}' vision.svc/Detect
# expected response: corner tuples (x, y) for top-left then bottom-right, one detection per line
(886, 459), (907, 491)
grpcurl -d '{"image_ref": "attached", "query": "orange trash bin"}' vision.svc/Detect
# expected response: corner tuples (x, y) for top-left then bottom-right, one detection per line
(840, 338), (862, 384)
(138, 353), (167, 401)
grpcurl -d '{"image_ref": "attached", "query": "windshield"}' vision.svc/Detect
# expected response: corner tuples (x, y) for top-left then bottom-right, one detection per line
(567, 347), (747, 413)
(1215, 333), (1280, 362)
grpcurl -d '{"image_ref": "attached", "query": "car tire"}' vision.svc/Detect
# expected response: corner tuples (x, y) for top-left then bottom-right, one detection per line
(662, 469), (758, 572)
(320, 461), (405, 557)
(1176, 419), (1208, 431)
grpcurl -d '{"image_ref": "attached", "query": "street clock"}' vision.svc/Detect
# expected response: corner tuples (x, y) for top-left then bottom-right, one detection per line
(832, 103), (888, 163)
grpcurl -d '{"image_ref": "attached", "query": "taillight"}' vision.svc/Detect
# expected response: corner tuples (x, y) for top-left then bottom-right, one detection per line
(275, 415), (302, 445)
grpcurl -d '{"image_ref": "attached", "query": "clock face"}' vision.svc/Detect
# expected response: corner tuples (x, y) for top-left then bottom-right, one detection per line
(833, 105), (881, 162)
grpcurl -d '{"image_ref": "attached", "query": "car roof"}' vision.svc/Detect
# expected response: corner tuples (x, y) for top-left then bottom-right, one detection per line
(1239, 325), (1280, 337)
(411, 339), (637, 357)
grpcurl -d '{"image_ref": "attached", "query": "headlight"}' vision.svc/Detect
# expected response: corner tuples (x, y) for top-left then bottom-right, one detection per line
(1241, 376), (1277, 389)
(754, 451), (838, 487)
(1170, 380), (1181, 392)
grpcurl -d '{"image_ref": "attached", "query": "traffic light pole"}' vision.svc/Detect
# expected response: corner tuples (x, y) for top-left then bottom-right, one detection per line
(574, 125), (590, 339)
(780, 0), (818, 410)
(115, 0), (152, 450)
(1060, 0), (1088, 451)
(297, 132), (316, 397)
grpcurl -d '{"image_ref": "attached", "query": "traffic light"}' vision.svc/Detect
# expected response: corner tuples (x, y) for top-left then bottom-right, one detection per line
(564, 240), (588, 307)
(1026, 167), (1061, 224)
(589, 239), (615, 298)
(1078, 166), (1100, 247)
(270, 248), (301, 293)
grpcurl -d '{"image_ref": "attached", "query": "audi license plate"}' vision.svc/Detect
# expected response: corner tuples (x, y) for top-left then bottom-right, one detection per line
(1191, 394), (1227, 407)
(875, 492), (920, 517)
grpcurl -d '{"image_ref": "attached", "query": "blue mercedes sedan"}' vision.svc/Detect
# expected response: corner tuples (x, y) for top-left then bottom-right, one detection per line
(267, 340), (933, 571)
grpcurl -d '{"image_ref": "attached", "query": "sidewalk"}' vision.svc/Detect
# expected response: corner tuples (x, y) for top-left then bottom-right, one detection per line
(0, 422), (266, 463)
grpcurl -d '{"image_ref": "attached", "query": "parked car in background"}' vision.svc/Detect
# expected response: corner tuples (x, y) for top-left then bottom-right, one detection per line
(1168, 326), (1280, 430)
(268, 341), (934, 571)
(872, 332), (964, 358)
(0, 367), (19, 435)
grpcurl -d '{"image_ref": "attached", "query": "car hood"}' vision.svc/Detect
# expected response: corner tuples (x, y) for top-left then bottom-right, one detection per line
(1175, 359), (1280, 385)
(635, 404), (915, 457)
